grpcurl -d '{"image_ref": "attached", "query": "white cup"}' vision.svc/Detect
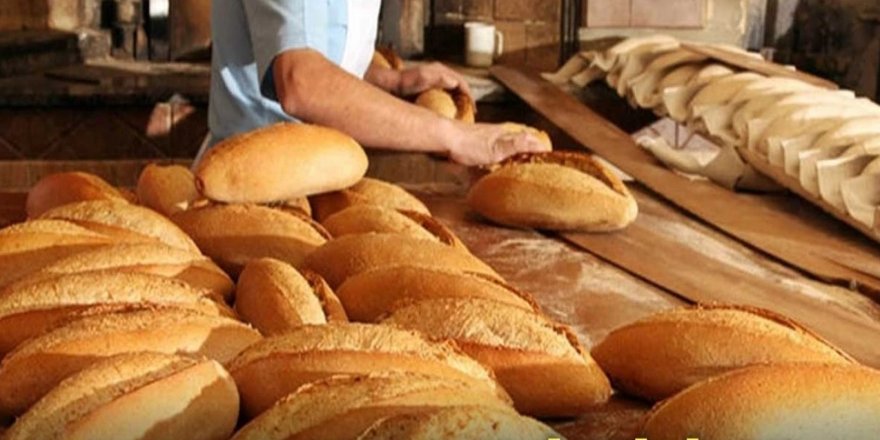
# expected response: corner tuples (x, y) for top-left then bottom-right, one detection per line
(464, 22), (504, 68)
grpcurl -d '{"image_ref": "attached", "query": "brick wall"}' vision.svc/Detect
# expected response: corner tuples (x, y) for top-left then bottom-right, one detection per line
(429, 0), (562, 70)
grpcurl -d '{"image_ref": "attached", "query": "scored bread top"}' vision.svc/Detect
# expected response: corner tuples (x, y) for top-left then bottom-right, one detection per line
(233, 372), (512, 440)
(25, 172), (131, 219)
(0, 220), (115, 255)
(500, 151), (629, 198)
(136, 163), (200, 216)
(357, 406), (563, 440)
(381, 298), (582, 360)
(321, 205), (460, 246)
(310, 178), (430, 222)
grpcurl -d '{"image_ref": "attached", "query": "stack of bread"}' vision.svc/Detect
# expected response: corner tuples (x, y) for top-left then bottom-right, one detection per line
(548, 35), (880, 237)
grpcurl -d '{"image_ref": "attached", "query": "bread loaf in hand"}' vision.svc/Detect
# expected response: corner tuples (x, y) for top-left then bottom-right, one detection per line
(415, 88), (476, 123)
(4, 352), (239, 440)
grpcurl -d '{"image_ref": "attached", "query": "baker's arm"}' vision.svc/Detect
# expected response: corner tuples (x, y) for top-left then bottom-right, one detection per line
(274, 49), (548, 166)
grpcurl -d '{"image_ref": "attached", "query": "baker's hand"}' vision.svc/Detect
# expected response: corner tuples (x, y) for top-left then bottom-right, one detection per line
(397, 62), (472, 98)
(448, 123), (552, 167)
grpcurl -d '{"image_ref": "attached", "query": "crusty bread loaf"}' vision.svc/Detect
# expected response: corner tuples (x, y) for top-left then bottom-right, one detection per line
(468, 151), (638, 232)
(303, 233), (500, 288)
(500, 123), (553, 150)
(172, 204), (329, 276)
(4, 352), (239, 440)
(0, 308), (261, 417)
(231, 372), (512, 440)
(641, 364), (880, 439)
(414, 89), (476, 124)
(322, 205), (465, 249)
(358, 406), (563, 440)
(40, 200), (201, 253)
(7, 242), (234, 301)
(195, 123), (368, 203)
(136, 163), (200, 217)
(382, 298), (611, 417)
(280, 197), (312, 217)
(25, 172), (132, 219)
(227, 323), (507, 418)
(235, 258), (347, 335)
(310, 177), (430, 222)
(336, 265), (536, 322)
(592, 305), (854, 401)
(0, 271), (230, 356)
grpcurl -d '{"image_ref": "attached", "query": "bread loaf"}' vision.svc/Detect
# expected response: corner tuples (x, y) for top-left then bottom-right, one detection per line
(172, 204), (329, 275)
(40, 200), (201, 253)
(382, 298), (612, 417)
(468, 151), (638, 232)
(195, 123), (368, 203)
(25, 172), (132, 218)
(303, 233), (500, 288)
(0, 271), (230, 356)
(322, 205), (465, 249)
(235, 258), (347, 335)
(376, 47), (405, 71)
(0, 219), (115, 252)
(228, 323), (507, 418)
(136, 163), (200, 216)
(4, 352), (239, 440)
(500, 123), (553, 150)
(0, 308), (261, 417)
(7, 242), (235, 301)
(641, 364), (880, 439)
(415, 88), (476, 123)
(336, 265), (536, 322)
(591, 305), (854, 401)
(358, 406), (563, 440)
(231, 372), (512, 440)
(310, 177), (430, 222)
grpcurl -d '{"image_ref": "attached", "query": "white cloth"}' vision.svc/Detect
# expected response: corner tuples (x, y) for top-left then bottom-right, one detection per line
(340, 0), (382, 78)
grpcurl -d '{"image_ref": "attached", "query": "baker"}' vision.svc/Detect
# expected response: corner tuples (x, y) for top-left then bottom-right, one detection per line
(202, 0), (551, 166)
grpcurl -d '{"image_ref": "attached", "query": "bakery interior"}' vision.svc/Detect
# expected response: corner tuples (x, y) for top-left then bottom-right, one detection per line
(2, 0), (880, 439)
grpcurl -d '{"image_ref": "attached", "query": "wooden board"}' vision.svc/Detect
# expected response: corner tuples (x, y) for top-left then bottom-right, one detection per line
(491, 65), (880, 298)
(682, 42), (839, 89)
(0, 192), (25, 227)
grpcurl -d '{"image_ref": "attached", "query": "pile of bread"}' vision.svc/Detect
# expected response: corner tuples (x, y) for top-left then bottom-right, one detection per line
(1, 122), (877, 439)
(548, 34), (880, 235)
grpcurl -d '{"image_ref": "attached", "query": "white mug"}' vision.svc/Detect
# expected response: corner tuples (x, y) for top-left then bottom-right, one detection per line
(464, 22), (504, 68)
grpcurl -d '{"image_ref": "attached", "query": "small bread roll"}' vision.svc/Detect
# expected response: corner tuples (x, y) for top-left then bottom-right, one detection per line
(40, 200), (201, 253)
(136, 163), (200, 216)
(5, 352), (239, 440)
(25, 172), (131, 218)
(641, 364), (880, 439)
(235, 258), (347, 335)
(336, 265), (536, 322)
(195, 123), (368, 203)
(303, 233), (499, 288)
(592, 305), (854, 401)
(310, 177), (430, 222)
(382, 298), (612, 417)
(228, 323), (507, 418)
(172, 204), (329, 276)
(0, 308), (261, 418)
(358, 406), (563, 440)
(468, 151), (638, 232)
(500, 123), (553, 150)
(415, 88), (476, 123)
(7, 242), (235, 302)
(322, 205), (465, 249)
(0, 271), (230, 356)
(231, 372), (513, 440)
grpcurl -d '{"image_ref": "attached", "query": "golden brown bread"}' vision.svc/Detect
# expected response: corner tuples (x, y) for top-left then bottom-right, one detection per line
(40, 200), (201, 253)
(382, 298), (612, 417)
(336, 265), (536, 322)
(376, 46), (405, 71)
(136, 163), (200, 216)
(641, 364), (880, 439)
(171, 204), (330, 276)
(302, 233), (500, 288)
(7, 242), (235, 302)
(4, 352), (239, 440)
(310, 177), (430, 222)
(25, 172), (131, 218)
(322, 205), (466, 249)
(195, 123), (368, 203)
(0, 308), (261, 418)
(414, 88), (476, 123)
(231, 372), (513, 440)
(227, 323), (507, 419)
(0, 271), (230, 357)
(235, 258), (347, 335)
(591, 305), (855, 401)
(500, 123), (553, 150)
(358, 406), (564, 440)
(468, 151), (638, 232)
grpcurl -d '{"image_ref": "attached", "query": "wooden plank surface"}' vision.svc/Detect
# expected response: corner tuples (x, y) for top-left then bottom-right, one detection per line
(491, 65), (880, 298)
